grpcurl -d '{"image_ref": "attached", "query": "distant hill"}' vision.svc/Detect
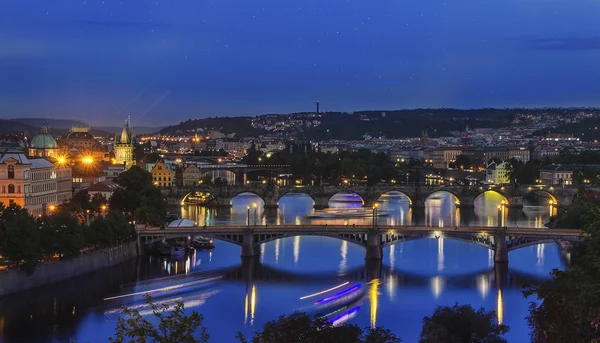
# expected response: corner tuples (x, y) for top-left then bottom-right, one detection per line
(0, 119), (36, 136)
(10, 118), (88, 130)
(9, 118), (161, 137)
(94, 126), (163, 135)
(160, 108), (600, 140)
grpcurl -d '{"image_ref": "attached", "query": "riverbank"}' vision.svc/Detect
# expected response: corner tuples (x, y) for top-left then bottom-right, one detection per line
(0, 241), (138, 297)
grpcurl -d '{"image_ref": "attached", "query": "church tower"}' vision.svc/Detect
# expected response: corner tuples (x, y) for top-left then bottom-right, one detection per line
(114, 118), (134, 168)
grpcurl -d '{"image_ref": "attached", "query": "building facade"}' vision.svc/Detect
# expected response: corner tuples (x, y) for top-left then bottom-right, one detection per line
(540, 166), (573, 186)
(182, 164), (201, 186)
(114, 119), (135, 168)
(0, 153), (71, 216)
(28, 126), (58, 158)
(485, 161), (510, 184)
(149, 161), (174, 188)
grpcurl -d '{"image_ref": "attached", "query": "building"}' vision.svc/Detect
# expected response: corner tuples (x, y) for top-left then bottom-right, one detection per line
(55, 164), (73, 204)
(540, 165), (573, 186)
(28, 126), (58, 158)
(182, 164), (201, 186)
(86, 180), (120, 200)
(58, 126), (112, 162)
(0, 152), (70, 216)
(485, 161), (510, 185)
(104, 165), (126, 180)
(507, 147), (530, 163)
(114, 119), (135, 168)
(149, 161), (174, 188)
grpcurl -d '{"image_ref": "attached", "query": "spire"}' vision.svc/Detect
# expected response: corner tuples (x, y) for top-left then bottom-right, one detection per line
(120, 119), (130, 144)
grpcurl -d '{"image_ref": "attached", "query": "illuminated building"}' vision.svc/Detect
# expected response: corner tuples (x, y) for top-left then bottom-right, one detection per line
(0, 153), (72, 216)
(114, 119), (134, 168)
(28, 126), (58, 158)
(149, 161), (174, 188)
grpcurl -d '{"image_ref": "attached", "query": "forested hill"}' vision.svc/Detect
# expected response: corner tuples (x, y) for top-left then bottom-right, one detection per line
(159, 108), (589, 140)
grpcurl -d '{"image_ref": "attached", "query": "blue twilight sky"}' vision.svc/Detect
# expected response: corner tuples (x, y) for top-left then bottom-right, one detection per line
(1, 0), (600, 126)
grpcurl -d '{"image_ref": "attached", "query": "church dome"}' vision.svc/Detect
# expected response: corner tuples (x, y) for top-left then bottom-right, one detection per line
(30, 126), (58, 149)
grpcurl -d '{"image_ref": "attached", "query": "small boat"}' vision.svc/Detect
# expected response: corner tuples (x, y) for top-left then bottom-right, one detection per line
(191, 237), (215, 250)
(170, 246), (186, 257)
(306, 209), (390, 219)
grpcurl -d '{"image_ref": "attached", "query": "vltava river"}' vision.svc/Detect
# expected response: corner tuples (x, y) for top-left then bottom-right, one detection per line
(0, 191), (564, 343)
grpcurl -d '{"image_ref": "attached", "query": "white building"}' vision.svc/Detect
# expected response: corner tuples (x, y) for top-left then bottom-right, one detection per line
(486, 161), (510, 185)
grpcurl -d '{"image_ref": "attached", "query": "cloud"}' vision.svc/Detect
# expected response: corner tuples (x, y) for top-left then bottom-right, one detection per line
(80, 20), (175, 29)
(523, 36), (600, 51)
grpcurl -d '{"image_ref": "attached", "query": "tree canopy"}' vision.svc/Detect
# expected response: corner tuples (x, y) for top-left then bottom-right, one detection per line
(419, 304), (508, 343)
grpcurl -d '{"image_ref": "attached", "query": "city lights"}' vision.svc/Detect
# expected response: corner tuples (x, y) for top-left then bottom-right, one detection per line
(82, 156), (94, 165)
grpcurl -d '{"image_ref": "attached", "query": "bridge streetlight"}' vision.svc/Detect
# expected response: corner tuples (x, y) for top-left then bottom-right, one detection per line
(373, 203), (379, 227)
(247, 206), (250, 226)
(253, 203), (258, 226)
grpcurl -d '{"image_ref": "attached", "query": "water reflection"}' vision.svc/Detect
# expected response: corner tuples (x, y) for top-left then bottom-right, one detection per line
(329, 192), (364, 208)
(369, 279), (380, 328)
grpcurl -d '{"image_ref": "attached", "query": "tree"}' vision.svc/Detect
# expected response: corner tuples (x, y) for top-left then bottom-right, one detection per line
(116, 165), (153, 192)
(90, 193), (107, 212)
(236, 312), (401, 343)
(419, 304), (508, 343)
(525, 203), (600, 342)
(109, 294), (209, 343)
(454, 155), (473, 170)
(2, 209), (41, 273)
(39, 212), (84, 258)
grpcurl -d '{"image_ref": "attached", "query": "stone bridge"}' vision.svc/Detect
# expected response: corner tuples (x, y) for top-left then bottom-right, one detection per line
(178, 184), (584, 209)
(137, 225), (584, 265)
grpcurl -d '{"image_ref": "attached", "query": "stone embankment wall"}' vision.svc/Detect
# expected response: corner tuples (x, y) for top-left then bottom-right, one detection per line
(0, 241), (137, 297)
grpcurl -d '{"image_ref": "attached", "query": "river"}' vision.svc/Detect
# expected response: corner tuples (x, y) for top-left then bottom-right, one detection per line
(0, 191), (564, 343)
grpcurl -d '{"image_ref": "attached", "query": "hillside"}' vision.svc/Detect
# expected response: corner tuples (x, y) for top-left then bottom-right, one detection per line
(0, 119), (36, 136)
(10, 118), (88, 130)
(158, 108), (531, 140)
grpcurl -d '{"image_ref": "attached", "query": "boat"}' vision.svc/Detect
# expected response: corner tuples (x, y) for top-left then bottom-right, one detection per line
(306, 209), (390, 219)
(170, 246), (186, 257)
(191, 237), (215, 250)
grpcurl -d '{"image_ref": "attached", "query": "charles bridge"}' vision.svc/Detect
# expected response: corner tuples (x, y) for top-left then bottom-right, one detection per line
(177, 183), (587, 209)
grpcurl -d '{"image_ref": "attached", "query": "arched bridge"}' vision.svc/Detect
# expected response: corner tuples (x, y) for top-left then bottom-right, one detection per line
(178, 184), (586, 209)
(136, 224), (584, 265)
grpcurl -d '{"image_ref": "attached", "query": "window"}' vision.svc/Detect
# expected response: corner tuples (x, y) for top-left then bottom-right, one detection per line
(17, 186), (21, 193)
(8, 184), (15, 193)
(7, 165), (14, 179)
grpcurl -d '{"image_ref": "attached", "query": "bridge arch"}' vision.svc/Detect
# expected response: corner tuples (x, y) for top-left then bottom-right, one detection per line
(328, 191), (365, 208)
(378, 191), (412, 205)
(524, 189), (558, 205)
(474, 190), (509, 204)
(230, 191), (265, 207)
(424, 190), (461, 206)
(381, 233), (495, 251)
(277, 192), (316, 207)
(257, 233), (368, 248)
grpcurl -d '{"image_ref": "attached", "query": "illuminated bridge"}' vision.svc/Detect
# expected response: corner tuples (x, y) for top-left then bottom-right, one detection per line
(136, 224), (584, 264)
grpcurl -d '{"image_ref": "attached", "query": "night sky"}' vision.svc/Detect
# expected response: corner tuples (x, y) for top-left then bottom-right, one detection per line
(1, 0), (600, 125)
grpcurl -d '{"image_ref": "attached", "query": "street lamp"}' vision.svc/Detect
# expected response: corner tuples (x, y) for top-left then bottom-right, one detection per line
(373, 203), (379, 227)
(497, 205), (502, 229)
(49, 204), (56, 213)
(253, 203), (258, 225)
(247, 206), (250, 226)
(86, 209), (90, 226)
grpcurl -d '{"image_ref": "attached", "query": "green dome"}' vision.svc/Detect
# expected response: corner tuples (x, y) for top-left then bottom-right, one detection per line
(30, 127), (58, 149)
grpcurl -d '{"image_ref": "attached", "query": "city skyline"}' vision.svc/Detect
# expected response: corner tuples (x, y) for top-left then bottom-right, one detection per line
(1, 0), (600, 125)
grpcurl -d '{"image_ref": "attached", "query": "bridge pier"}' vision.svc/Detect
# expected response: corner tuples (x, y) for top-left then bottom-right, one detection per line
(365, 259), (382, 281)
(241, 228), (260, 259)
(494, 231), (509, 264)
(365, 228), (383, 261)
(494, 262), (509, 290)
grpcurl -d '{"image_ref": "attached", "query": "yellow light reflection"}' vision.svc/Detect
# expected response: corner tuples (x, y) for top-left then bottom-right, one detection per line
(497, 289), (504, 325)
(250, 284), (257, 325)
(370, 279), (380, 328)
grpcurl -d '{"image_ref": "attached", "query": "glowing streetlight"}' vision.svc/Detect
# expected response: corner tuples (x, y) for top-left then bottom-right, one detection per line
(246, 206), (251, 226)
(82, 156), (94, 165)
(57, 156), (67, 165)
(253, 203), (258, 225)
(49, 204), (56, 212)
